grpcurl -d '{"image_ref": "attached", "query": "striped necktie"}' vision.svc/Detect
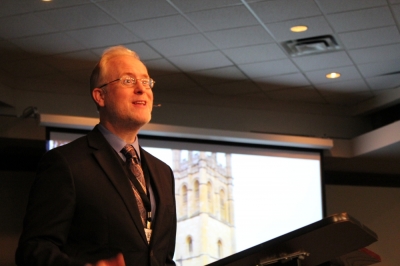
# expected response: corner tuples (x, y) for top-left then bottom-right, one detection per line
(121, 145), (147, 226)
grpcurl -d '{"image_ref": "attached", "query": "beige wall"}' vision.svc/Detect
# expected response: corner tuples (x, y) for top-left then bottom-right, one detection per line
(325, 185), (400, 266)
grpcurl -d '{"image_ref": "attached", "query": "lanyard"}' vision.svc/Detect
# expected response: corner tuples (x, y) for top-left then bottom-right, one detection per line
(125, 160), (152, 229)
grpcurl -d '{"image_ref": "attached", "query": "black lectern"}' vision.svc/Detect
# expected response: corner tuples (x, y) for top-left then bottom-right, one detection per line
(206, 213), (379, 266)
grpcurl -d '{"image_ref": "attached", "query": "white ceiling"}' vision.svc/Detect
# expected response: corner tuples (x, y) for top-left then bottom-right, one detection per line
(1, 0), (400, 167)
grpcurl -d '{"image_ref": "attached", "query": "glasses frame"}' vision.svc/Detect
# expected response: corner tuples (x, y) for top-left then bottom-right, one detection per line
(99, 76), (155, 89)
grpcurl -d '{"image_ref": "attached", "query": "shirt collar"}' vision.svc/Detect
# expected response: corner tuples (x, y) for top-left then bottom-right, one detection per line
(97, 124), (141, 161)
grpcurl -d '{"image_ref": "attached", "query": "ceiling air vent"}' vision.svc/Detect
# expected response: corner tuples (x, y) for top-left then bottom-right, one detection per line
(282, 35), (341, 57)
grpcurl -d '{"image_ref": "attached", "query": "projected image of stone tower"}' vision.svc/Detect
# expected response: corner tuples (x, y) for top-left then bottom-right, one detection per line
(173, 150), (235, 266)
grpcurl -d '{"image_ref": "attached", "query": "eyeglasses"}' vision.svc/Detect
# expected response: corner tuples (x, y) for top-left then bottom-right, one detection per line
(99, 75), (155, 89)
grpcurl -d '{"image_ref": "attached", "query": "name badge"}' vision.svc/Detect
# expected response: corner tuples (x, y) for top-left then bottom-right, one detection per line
(144, 228), (152, 243)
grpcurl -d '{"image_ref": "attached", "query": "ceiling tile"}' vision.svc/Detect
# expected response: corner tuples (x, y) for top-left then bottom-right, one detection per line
(188, 66), (247, 86)
(11, 32), (86, 55)
(187, 6), (258, 31)
(205, 25), (274, 49)
(266, 16), (333, 42)
(207, 80), (260, 95)
(0, 14), (56, 39)
(95, 0), (178, 22)
(223, 43), (287, 65)
(168, 51), (233, 72)
(160, 85), (207, 95)
(125, 15), (198, 40)
(0, 1), (38, 17)
(89, 47), (109, 57)
(239, 59), (300, 79)
(41, 50), (98, 72)
(327, 6), (395, 33)
(314, 78), (370, 93)
(292, 51), (353, 72)
(390, 4), (400, 21)
(339, 26), (400, 50)
(320, 91), (373, 106)
(366, 73), (400, 90)
(348, 43), (400, 64)
(170, 0), (242, 12)
(0, 0), (92, 17)
(316, 0), (387, 14)
(264, 86), (326, 104)
(305, 65), (362, 84)
(150, 73), (199, 91)
(67, 24), (140, 49)
(255, 73), (311, 91)
(142, 58), (180, 77)
(148, 34), (216, 57)
(119, 43), (162, 61)
(249, 0), (321, 24)
(358, 59), (400, 77)
(36, 4), (116, 31)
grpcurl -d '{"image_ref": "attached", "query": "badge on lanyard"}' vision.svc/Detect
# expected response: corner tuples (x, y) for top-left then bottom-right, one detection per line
(145, 212), (152, 243)
(144, 228), (152, 244)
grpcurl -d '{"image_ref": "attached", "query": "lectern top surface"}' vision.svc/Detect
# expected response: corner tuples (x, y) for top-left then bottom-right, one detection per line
(205, 212), (378, 266)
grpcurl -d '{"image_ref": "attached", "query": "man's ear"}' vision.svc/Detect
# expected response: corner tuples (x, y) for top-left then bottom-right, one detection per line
(92, 88), (106, 107)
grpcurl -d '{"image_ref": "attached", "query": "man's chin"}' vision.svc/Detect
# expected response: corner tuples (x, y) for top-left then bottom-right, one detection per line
(130, 116), (151, 127)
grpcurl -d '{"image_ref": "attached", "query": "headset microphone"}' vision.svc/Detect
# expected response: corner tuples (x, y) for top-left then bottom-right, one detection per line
(153, 104), (162, 107)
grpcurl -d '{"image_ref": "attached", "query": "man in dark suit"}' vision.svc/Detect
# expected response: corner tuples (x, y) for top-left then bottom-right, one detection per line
(15, 46), (177, 266)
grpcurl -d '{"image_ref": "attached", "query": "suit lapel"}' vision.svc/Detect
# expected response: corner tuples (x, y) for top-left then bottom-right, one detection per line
(87, 126), (148, 243)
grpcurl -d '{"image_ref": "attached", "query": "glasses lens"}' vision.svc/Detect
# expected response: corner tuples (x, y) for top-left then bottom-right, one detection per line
(122, 77), (135, 86)
(148, 79), (154, 89)
(120, 77), (154, 89)
(141, 79), (154, 89)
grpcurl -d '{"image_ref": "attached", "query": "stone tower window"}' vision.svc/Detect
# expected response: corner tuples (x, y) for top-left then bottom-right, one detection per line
(217, 240), (223, 258)
(182, 185), (188, 217)
(187, 236), (193, 254)
(194, 180), (200, 212)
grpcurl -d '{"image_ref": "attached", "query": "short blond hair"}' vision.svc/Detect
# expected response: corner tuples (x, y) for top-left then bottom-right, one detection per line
(90, 45), (140, 92)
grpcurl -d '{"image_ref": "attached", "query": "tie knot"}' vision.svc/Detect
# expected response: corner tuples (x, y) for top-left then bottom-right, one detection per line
(121, 145), (139, 163)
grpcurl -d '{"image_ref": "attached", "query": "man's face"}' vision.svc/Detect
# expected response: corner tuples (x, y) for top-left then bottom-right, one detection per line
(100, 55), (154, 129)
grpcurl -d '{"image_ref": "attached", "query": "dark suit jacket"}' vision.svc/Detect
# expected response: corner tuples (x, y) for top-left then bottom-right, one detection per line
(15, 125), (177, 266)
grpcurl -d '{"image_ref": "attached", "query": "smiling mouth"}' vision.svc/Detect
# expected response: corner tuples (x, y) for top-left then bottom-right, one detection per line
(134, 101), (146, 105)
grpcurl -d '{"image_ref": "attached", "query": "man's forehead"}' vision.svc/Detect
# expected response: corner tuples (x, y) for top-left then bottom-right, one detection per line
(108, 55), (147, 70)
(104, 58), (148, 81)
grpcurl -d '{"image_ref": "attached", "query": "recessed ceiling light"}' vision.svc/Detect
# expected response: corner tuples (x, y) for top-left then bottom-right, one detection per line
(326, 72), (341, 79)
(290, 25), (308, 32)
